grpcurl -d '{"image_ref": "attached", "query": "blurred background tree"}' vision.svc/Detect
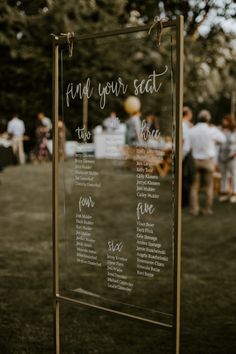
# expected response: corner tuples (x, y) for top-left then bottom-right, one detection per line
(124, 0), (236, 122)
(0, 0), (235, 133)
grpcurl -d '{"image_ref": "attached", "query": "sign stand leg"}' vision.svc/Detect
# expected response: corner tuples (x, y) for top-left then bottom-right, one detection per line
(52, 37), (60, 354)
(173, 15), (184, 354)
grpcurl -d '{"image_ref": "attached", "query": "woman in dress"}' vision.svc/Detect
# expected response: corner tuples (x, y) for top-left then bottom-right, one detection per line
(35, 122), (49, 162)
(58, 117), (66, 161)
(219, 115), (236, 203)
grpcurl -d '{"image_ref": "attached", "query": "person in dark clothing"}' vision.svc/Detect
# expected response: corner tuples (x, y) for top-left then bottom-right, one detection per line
(182, 106), (194, 207)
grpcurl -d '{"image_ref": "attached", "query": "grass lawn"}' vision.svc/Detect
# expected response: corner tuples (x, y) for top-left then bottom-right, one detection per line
(0, 162), (235, 354)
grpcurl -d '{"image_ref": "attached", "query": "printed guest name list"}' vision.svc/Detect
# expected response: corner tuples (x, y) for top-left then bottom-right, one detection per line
(135, 138), (169, 279)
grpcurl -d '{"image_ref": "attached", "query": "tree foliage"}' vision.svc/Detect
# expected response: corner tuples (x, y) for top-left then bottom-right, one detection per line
(0, 0), (235, 133)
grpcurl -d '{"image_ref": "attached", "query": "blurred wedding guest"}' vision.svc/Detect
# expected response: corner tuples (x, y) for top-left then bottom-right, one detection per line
(145, 114), (159, 133)
(7, 114), (25, 164)
(0, 117), (7, 133)
(140, 114), (159, 142)
(58, 116), (66, 161)
(218, 115), (236, 203)
(189, 110), (225, 215)
(124, 96), (142, 145)
(182, 106), (194, 207)
(182, 107), (193, 159)
(103, 112), (120, 130)
(126, 111), (142, 145)
(37, 112), (52, 137)
(35, 120), (49, 162)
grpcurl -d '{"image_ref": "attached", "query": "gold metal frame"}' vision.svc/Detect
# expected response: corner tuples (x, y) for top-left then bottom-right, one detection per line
(52, 16), (183, 354)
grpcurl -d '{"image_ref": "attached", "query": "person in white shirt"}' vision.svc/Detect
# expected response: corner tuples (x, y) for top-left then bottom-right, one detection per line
(103, 112), (120, 130)
(189, 110), (226, 215)
(126, 112), (142, 145)
(37, 112), (52, 137)
(7, 115), (25, 164)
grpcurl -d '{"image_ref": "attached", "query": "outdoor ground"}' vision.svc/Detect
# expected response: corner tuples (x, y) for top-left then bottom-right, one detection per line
(0, 162), (235, 354)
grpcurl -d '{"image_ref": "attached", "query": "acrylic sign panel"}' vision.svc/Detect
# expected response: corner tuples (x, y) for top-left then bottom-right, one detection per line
(59, 27), (176, 325)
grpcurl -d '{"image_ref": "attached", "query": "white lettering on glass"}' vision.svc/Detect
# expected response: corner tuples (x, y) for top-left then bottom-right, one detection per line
(75, 126), (91, 141)
(108, 241), (124, 253)
(137, 202), (155, 220)
(79, 196), (95, 212)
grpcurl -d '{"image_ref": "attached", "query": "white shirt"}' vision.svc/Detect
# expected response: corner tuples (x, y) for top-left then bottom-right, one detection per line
(131, 114), (141, 139)
(189, 123), (226, 159)
(103, 116), (120, 130)
(126, 114), (142, 144)
(42, 117), (52, 131)
(7, 117), (25, 137)
(182, 120), (191, 159)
